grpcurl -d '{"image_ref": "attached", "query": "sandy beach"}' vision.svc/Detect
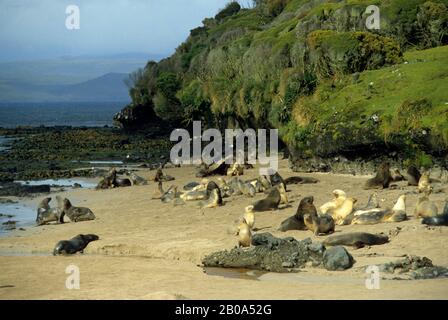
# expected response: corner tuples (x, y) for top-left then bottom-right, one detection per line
(0, 160), (447, 300)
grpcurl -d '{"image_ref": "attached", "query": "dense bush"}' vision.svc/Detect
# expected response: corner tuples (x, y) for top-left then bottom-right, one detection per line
(215, 2), (241, 21)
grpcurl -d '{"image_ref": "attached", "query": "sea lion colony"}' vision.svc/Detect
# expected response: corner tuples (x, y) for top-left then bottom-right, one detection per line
(37, 162), (447, 265)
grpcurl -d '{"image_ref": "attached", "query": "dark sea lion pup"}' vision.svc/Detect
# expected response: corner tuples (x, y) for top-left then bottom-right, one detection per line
(405, 165), (421, 186)
(364, 162), (393, 190)
(62, 198), (96, 222)
(53, 234), (99, 255)
(278, 197), (310, 232)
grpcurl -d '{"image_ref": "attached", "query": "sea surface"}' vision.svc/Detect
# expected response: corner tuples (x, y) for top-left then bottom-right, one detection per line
(0, 102), (125, 128)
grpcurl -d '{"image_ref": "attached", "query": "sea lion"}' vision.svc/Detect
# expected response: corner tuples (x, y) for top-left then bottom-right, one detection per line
(364, 162), (393, 190)
(320, 190), (347, 214)
(422, 201), (448, 226)
(183, 182), (200, 191)
(405, 165), (421, 186)
(161, 185), (179, 203)
(414, 196), (438, 218)
(284, 176), (319, 185)
(418, 172), (432, 194)
(96, 168), (116, 190)
(128, 172), (148, 186)
(330, 197), (357, 226)
(258, 175), (272, 192)
(323, 232), (389, 249)
(302, 197), (335, 236)
(237, 179), (256, 197)
(383, 195), (407, 222)
(278, 197), (311, 232)
(246, 178), (263, 193)
(236, 219), (252, 248)
(53, 234), (99, 255)
(36, 197), (64, 226)
(227, 162), (244, 176)
(152, 181), (165, 200)
(278, 183), (288, 205)
(351, 208), (390, 225)
(180, 189), (208, 201)
(243, 206), (255, 230)
(62, 198), (96, 222)
(113, 177), (132, 188)
(249, 187), (281, 212)
(269, 172), (287, 191)
(154, 168), (175, 182)
(390, 169), (405, 182)
(199, 188), (222, 209)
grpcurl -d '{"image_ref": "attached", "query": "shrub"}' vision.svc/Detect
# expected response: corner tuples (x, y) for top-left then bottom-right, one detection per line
(215, 2), (241, 21)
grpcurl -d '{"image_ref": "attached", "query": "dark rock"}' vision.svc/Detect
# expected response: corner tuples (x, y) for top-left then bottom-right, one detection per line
(202, 233), (354, 273)
(323, 246), (355, 271)
(0, 183), (50, 197)
(379, 255), (448, 280)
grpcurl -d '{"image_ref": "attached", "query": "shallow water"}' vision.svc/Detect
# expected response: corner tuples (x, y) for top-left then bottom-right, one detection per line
(0, 136), (18, 152)
(15, 178), (97, 189)
(0, 202), (36, 235)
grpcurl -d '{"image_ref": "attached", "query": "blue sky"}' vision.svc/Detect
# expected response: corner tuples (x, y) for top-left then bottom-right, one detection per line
(0, 0), (242, 62)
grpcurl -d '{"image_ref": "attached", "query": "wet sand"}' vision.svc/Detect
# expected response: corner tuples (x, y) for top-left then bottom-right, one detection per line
(0, 160), (447, 300)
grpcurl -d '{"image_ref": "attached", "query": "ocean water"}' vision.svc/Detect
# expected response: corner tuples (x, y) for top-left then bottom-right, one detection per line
(0, 102), (126, 128)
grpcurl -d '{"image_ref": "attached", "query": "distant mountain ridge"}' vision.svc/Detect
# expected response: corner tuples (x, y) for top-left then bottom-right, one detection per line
(0, 52), (167, 102)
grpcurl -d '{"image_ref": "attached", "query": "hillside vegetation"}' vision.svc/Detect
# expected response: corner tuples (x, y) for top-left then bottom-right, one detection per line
(114, 0), (448, 166)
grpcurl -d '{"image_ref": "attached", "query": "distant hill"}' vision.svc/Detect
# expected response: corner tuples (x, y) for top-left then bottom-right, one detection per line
(0, 52), (167, 102)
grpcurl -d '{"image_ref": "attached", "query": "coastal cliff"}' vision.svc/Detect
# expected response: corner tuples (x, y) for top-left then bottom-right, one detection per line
(115, 0), (448, 168)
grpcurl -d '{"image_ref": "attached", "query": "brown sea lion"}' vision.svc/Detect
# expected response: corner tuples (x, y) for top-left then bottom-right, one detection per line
(302, 197), (335, 236)
(405, 165), (421, 186)
(154, 168), (175, 182)
(96, 168), (116, 190)
(53, 234), (99, 255)
(269, 172), (287, 191)
(62, 199), (95, 222)
(364, 162), (393, 190)
(323, 232), (389, 249)
(284, 176), (319, 185)
(390, 169), (405, 182)
(278, 197), (309, 232)
(249, 187), (281, 212)
(128, 171), (148, 186)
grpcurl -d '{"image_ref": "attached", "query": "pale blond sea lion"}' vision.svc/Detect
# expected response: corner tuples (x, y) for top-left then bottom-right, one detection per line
(414, 196), (438, 218)
(383, 195), (407, 222)
(418, 172), (432, 194)
(320, 190), (347, 214)
(331, 198), (357, 225)
(227, 163), (244, 176)
(236, 219), (252, 248)
(199, 189), (221, 209)
(243, 206), (255, 230)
